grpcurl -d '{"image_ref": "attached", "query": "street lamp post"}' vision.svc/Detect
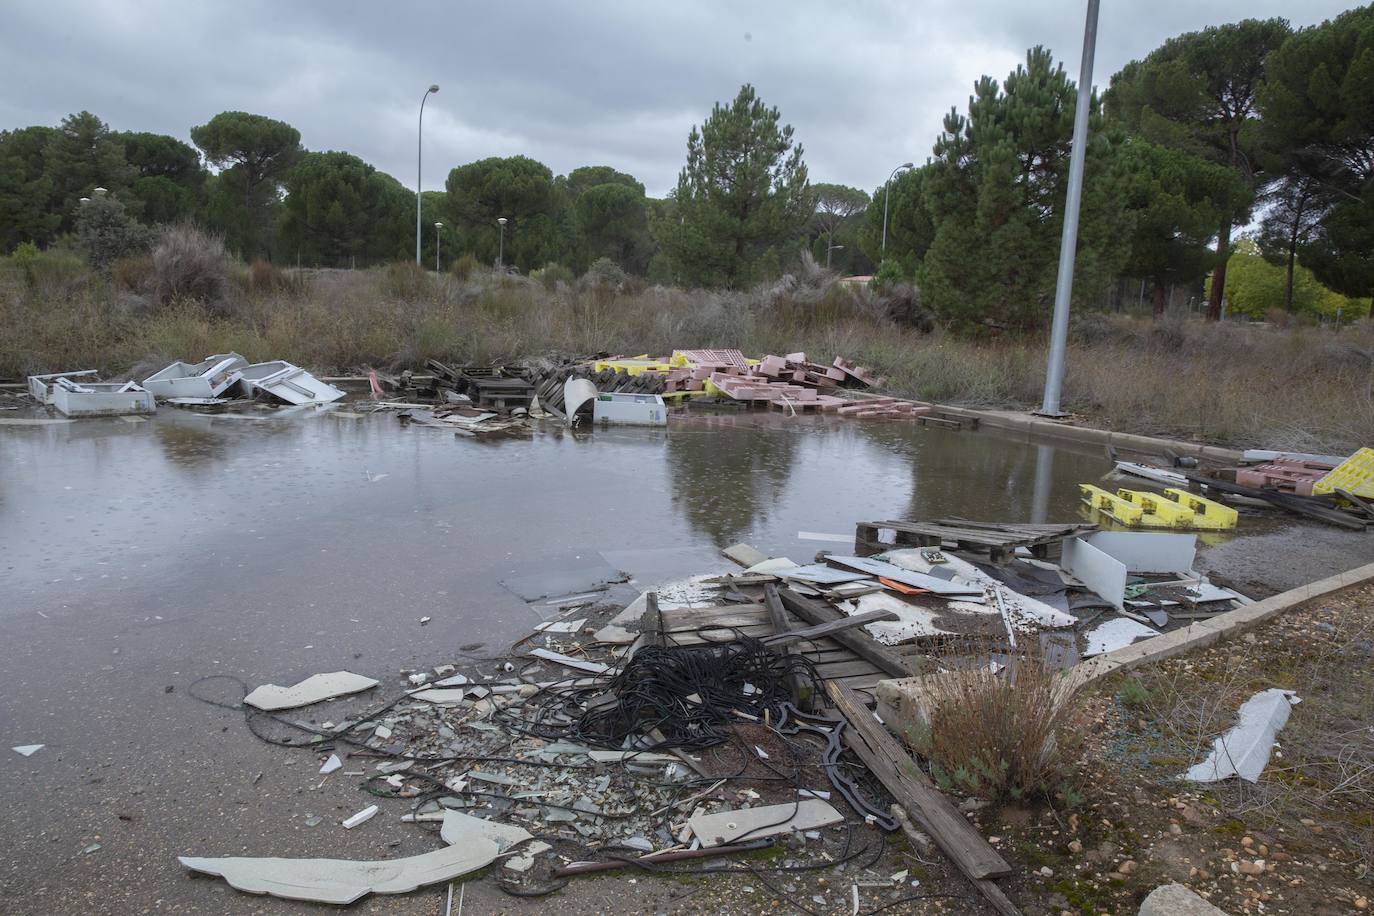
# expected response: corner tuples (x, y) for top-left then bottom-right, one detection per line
(1038, 0), (1100, 417)
(434, 221), (443, 272)
(881, 162), (914, 260)
(496, 217), (507, 268)
(416, 84), (439, 266)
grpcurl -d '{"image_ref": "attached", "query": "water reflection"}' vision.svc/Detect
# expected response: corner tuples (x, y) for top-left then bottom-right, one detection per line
(664, 414), (801, 545)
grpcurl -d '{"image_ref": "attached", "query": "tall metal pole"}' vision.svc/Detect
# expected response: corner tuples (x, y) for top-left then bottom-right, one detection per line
(416, 84), (439, 265)
(435, 222), (443, 271)
(1039, 0), (1100, 416)
(497, 217), (507, 268)
(881, 162), (914, 260)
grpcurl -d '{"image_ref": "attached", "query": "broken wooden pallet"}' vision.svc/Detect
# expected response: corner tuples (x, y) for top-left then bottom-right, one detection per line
(853, 518), (1097, 564)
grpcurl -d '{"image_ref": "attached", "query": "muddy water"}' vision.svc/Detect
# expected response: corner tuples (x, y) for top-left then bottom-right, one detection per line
(0, 404), (1368, 914)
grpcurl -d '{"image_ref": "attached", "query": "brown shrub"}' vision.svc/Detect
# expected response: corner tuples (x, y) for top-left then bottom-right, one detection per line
(905, 643), (1087, 803)
(146, 224), (230, 310)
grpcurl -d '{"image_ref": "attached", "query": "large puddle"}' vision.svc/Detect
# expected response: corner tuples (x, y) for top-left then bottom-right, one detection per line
(3, 405), (1366, 680)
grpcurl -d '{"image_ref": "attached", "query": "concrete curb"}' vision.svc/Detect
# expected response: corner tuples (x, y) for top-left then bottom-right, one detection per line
(876, 561), (1374, 734)
(1058, 560), (1374, 694)
(925, 403), (1245, 463)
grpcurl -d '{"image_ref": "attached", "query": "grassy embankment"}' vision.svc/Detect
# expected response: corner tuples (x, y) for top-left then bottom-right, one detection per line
(3, 240), (1372, 452)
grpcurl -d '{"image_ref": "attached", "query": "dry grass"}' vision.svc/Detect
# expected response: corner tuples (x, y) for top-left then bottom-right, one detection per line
(3, 244), (1373, 451)
(904, 644), (1089, 803)
(1113, 590), (1374, 872)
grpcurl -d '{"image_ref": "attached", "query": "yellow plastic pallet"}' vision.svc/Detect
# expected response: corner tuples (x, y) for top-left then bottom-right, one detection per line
(1079, 484), (1147, 525)
(1312, 447), (1374, 500)
(592, 358), (674, 376)
(1117, 489), (1196, 528)
(1163, 488), (1238, 530)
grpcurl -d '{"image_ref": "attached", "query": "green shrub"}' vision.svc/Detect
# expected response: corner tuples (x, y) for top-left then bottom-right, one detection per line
(381, 261), (433, 300)
(532, 262), (574, 291)
(449, 253), (480, 282)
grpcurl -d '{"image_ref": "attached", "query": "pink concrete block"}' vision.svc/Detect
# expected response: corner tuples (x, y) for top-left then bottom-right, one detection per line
(785, 352), (807, 364)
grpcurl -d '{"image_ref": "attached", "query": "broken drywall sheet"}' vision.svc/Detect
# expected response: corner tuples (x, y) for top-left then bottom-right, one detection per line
(826, 555), (982, 597)
(178, 841), (500, 905)
(12, 744), (43, 757)
(408, 688), (470, 704)
(1084, 531), (1197, 575)
(439, 809), (532, 851)
(838, 592), (955, 644)
(688, 799), (842, 847)
(1082, 618), (1159, 657)
(1060, 537), (1128, 610)
(1183, 688), (1301, 784)
(881, 549), (1075, 629)
(243, 671), (379, 711)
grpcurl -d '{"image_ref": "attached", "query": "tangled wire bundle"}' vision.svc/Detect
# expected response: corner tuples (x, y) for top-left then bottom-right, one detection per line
(572, 635), (822, 751)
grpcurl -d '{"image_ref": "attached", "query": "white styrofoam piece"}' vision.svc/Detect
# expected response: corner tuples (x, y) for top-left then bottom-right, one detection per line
(1183, 689), (1300, 783)
(562, 378), (598, 424)
(12, 744), (44, 757)
(528, 648), (610, 674)
(1060, 537), (1128, 609)
(178, 840), (499, 904)
(319, 754), (342, 774)
(1082, 618), (1159, 657)
(1084, 532), (1197, 574)
(243, 671), (379, 711)
(773, 564), (871, 585)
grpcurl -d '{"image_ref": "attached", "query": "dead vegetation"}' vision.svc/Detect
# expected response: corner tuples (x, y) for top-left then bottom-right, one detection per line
(905, 643), (1089, 804)
(3, 230), (1374, 451)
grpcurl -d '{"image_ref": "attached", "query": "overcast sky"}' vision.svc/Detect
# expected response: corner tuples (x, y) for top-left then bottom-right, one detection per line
(1, 1), (1359, 198)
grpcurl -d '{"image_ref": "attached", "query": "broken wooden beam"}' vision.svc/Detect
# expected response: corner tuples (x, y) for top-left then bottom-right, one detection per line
(760, 608), (899, 648)
(776, 587), (913, 678)
(826, 681), (1017, 913)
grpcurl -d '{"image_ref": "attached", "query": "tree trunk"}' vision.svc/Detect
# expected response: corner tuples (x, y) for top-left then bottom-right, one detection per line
(1207, 219), (1231, 322)
(1151, 280), (1166, 319)
(1284, 222), (1298, 313)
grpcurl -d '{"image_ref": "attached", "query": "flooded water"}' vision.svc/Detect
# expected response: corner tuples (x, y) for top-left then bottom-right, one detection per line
(2, 402), (1369, 914)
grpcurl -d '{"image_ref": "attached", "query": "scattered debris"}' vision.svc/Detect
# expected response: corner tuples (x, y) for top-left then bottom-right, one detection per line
(688, 799), (843, 847)
(142, 353), (247, 399)
(11, 745), (43, 757)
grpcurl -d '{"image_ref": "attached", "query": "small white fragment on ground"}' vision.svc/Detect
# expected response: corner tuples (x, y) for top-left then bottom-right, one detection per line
(319, 754), (342, 775)
(243, 671), (379, 711)
(754, 745), (770, 760)
(534, 618), (587, 634)
(1082, 618), (1159, 657)
(342, 805), (379, 829)
(439, 810), (532, 851)
(434, 673), (468, 687)
(407, 673), (428, 686)
(1183, 688), (1301, 784)
(12, 744), (44, 757)
(418, 616), (431, 626)
(409, 688), (469, 704)
(374, 724), (393, 739)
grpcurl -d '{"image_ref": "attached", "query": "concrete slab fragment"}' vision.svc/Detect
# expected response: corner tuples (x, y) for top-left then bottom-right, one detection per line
(243, 671), (379, 711)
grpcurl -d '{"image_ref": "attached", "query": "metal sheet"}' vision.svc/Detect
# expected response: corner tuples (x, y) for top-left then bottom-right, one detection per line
(142, 353), (247, 399)
(825, 556), (983, 596)
(774, 564), (871, 585)
(593, 392), (667, 426)
(1084, 532), (1196, 574)
(1060, 537), (1127, 609)
(563, 378), (597, 425)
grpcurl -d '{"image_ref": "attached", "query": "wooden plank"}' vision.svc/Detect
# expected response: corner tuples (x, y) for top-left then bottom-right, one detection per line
(722, 543), (770, 568)
(813, 659), (885, 679)
(777, 588), (914, 678)
(762, 584), (801, 707)
(826, 681), (1013, 884)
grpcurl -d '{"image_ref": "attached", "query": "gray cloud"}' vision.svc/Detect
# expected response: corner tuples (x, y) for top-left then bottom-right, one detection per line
(1, 0), (1358, 198)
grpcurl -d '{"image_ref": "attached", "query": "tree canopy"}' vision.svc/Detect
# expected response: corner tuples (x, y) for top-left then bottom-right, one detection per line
(279, 151), (412, 267)
(444, 155), (561, 270)
(659, 84), (811, 287)
(191, 111), (302, 257)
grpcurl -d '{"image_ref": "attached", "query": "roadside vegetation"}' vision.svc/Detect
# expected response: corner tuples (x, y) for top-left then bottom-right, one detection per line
(4, 229), (1373, 453)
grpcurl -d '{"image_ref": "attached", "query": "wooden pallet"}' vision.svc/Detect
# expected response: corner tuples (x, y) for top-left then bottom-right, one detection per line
(853, 518), (1097, 565)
